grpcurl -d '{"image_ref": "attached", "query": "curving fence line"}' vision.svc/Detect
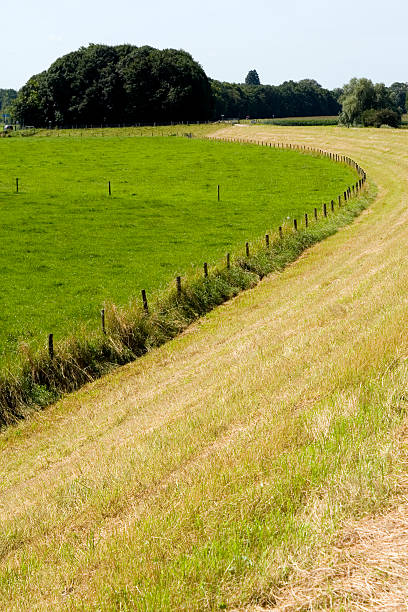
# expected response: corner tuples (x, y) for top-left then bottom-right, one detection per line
(0, 137), (370, 426)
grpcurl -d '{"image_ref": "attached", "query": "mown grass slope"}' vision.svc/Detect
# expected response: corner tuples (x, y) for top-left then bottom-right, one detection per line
(0, 132), (356, 362)
(0, 125), (407, 610)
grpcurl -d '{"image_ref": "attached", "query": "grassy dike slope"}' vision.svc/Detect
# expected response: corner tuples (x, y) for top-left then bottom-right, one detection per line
(0, 125), (407, 610)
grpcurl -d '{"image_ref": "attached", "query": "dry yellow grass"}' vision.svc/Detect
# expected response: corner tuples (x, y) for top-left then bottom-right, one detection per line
(260, 496), (408, 610)
(1, 125), (408, 610)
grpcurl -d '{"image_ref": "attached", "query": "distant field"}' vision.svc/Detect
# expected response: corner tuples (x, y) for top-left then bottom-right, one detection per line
(0, 133), (357, 361)
(254, 116), (339, 126)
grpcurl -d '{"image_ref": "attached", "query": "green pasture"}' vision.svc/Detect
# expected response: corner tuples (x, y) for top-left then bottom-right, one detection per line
(0, 133), (357, 362)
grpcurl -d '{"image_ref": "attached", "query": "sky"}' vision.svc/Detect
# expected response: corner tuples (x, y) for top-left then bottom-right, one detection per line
(2, 0), (407, 91)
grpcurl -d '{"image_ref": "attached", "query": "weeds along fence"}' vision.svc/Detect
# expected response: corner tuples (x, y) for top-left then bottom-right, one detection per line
(0, 139), (370, 426)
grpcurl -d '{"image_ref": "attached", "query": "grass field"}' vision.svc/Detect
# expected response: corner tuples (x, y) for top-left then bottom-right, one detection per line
(253, 116), (339, 126)
(2, 124), (408, 610)
(0, 131), (357, 363)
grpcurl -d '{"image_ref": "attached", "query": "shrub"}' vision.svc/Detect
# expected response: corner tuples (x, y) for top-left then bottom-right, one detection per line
(362, 108), (401, 128)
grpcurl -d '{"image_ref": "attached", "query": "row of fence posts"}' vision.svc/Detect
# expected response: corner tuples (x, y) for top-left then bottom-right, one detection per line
(44, 138), (366, 359)
(13, 177), (224, 201)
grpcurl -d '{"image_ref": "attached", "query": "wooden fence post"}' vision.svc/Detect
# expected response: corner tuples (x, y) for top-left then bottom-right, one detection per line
(141, 289), (149, 313)
(48, 334), (54, 360)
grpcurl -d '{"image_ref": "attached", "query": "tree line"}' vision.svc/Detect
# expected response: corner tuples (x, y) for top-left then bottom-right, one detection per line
(12, 44), (213, 126)
(6, 44), (408, 127)
(211, 78), (340, 119)
(0, 89), (17, 114)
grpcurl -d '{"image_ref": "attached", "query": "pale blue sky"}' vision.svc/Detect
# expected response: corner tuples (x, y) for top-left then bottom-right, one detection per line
(3, 0), (407, 90)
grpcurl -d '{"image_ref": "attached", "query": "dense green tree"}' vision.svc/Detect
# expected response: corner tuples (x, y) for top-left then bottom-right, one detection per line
(339, 77), (400, 126)
(12, 72), (51, 125)
(339, 78), (376, 125)
(362, 108), (401, 128)
(211, 79), (340, 119)
(13, 44), (213, 126)
(389, 82), (408, 114)
(118, 46), (212, 122)
(245, 70), (260, 85)
(331, 87), (343, 102)
(0, 89), (17, 113)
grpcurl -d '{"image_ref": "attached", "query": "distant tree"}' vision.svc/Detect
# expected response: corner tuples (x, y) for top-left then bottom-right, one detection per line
(245, 70), (260, 85)
(331, 87), (343, 103)
(13, 44), (213, 126)
(362, 108), (401, 128)
(210, 78), (339, 119)
(389, 82), (408, 114)
(12, 72), (51, 125)
(339, 78), (376, 125)
(0, 89), (17, 112)
(118, 46), (213, 123)
(339, 77), (400, 126)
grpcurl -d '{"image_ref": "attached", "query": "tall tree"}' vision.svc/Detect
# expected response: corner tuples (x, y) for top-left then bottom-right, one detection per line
(388, 82), (408, 114)
(339, 77), (400, 126)
(245, 70), (260, 85)
(13, 44), (213, 126)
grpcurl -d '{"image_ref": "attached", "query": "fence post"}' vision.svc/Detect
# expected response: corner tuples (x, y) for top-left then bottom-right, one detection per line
(279, 226), (283, 239)
(265, 234), (270, 248)
(217, 185), (220, 202)
(101, 308), (106, 334)
(141, 289), (149, 313)
(16, 178), (19, 193)
(314, 207), (318, 220)
(323, 203), (327, 217)
(246, 242), (250, 257)
(48, 333), (54, 360)
(305, 213), (308, 228)
(294, 219), (298, 231)
(331, 200), (334, 212)
(108, 181), (111, 196)
(176, 276), (182, 296)
(227, 253), (230, 269)
(204, 262), (208, 277)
